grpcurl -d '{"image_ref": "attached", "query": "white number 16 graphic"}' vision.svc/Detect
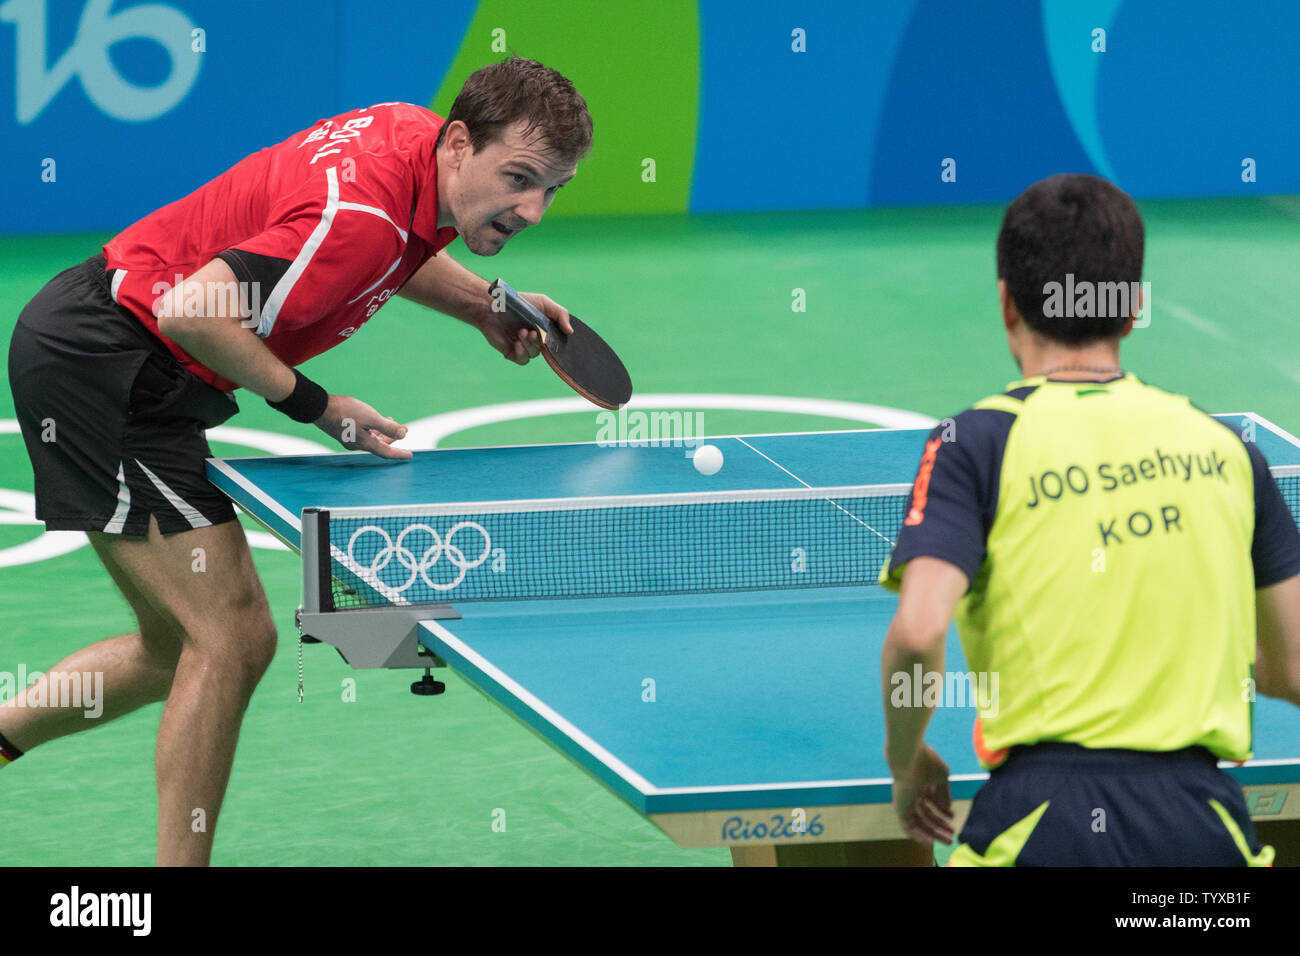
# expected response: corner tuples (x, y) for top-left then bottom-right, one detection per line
(0, 0), (200, 124)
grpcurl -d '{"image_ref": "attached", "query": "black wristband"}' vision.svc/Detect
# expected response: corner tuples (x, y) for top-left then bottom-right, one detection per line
(267, 369), (329, 423)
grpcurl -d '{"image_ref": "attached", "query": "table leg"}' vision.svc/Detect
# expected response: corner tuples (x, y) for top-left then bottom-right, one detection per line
(730, 839), (935, 866)
(1256, 819), (1300, 867)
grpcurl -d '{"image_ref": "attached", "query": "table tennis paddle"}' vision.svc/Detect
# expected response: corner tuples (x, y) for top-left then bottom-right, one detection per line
(489, 279), (633, 410)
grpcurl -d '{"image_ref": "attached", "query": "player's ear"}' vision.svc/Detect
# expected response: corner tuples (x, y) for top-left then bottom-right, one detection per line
(997, 278), (1019, 332)
(442, 121), (472, 165)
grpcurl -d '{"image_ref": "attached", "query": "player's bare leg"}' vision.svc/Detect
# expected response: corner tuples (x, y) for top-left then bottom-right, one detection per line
(79, 516), (276, 866)
(0, 546), (183, 749)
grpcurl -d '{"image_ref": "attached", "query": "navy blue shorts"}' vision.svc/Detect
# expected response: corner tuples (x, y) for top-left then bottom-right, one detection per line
(950, 743), (1272, 866)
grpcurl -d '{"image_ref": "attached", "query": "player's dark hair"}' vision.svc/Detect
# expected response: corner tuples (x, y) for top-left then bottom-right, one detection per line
(436, 57), (593, 167)
(996, 173), (1145, 346)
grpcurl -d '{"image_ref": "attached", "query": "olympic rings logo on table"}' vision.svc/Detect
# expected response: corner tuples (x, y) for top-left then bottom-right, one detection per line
(346, 521), (492, 593)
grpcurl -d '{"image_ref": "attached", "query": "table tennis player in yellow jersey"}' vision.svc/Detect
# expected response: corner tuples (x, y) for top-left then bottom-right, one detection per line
(878, 173), (1300, 866)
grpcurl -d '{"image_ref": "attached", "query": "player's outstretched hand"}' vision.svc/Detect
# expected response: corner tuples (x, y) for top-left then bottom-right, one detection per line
(889, 743), (955, 847)
(314, 394), (412, 460)
(477, 291), (574, 365)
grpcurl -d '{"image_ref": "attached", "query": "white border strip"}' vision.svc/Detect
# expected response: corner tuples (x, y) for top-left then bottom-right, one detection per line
(206, 458), (303, 533)
(210, 412), (1298, 463)
(1222, 411), (1300, 453)
(425, 624), (660, 794)
(642, 759), (1300, 798)
(211, 426), (932, 465)
(638, 771), (992, 798)
(319, 483), (913, 520)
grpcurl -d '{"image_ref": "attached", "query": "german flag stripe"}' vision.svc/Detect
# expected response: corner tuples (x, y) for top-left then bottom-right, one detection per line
(0, 730), (23, 764)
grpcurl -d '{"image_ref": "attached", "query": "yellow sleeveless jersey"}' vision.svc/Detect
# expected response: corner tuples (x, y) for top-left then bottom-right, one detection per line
(880, 373), (1300, 763)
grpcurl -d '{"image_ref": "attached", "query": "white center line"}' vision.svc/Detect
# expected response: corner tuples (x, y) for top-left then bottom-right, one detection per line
(734, 437), (898, 546)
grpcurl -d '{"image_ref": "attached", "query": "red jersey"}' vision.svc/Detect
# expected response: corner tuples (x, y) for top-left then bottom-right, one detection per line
(103, 103), (460, 391)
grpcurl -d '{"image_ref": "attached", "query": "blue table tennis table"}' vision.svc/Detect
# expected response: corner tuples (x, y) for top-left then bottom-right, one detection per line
(207, 414), (1300, 865)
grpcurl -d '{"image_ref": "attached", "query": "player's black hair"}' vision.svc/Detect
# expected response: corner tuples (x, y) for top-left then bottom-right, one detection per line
(435, 56), (593, 167)
(996, 173), (1145, 345)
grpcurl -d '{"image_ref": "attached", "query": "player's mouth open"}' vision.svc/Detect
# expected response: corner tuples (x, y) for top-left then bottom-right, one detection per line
(491, 221), (514, 236)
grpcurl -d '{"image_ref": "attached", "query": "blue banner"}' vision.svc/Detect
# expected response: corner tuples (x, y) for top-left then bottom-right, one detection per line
(1, 0), (1295, 235)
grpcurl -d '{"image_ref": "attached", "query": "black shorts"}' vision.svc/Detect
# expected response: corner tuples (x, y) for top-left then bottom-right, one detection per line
(949, 743), (1272, 866)
(8, 255), (240, 536)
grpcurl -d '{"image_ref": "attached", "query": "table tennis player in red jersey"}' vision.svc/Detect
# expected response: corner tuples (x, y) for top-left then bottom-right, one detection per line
(3, 57), (591, 865)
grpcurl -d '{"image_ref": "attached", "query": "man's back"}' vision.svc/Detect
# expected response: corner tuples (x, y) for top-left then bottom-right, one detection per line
(944, 374), (1278, 760)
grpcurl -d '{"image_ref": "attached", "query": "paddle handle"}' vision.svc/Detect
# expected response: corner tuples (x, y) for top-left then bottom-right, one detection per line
(489, 279), (553, 344)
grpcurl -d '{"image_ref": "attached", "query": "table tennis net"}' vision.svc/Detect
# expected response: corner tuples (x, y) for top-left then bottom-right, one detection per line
(314, 468), (1300, 609)
(313, 485), (910, 608)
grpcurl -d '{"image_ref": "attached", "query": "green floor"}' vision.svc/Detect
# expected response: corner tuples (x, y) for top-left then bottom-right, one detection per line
(0, 198), (1296, 865)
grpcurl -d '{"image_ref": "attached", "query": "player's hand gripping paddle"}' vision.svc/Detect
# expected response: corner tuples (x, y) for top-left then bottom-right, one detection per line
(489, 279), (633, 410)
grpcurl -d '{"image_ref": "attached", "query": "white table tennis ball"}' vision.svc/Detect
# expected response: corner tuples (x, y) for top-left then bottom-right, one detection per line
(693, 444), (724, 476)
